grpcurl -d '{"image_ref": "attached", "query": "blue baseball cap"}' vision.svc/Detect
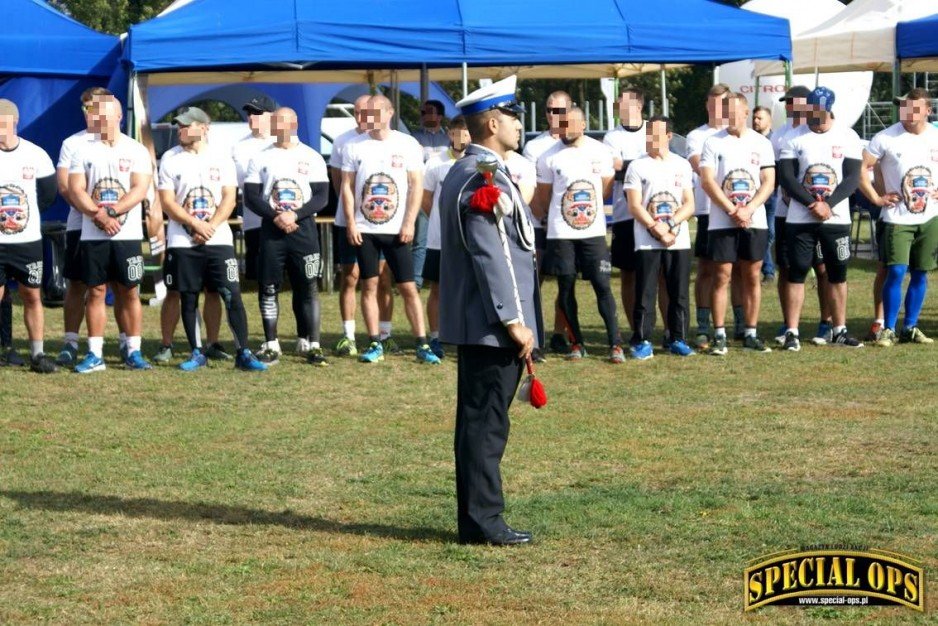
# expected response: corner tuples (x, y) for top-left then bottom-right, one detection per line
(807, 87), (835, 113)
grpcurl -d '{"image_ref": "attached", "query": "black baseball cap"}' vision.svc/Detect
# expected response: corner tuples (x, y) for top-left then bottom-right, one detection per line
(242, 95), (277, 115)
(779, 86), (811, 102)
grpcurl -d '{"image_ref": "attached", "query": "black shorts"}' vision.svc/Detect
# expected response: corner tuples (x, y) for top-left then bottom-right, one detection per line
(356, 232), (413, 282)
(535, 227), (547, 252)
(257, 220), (321, 287)
(543, 236), (612, 280)
(786, 223), (851, 284)
(777, 217), (826, 270)
(694, 215), (712, 259)
(80, 240), (144, 287)
(610, 221), (637, 271)
(422, 248), (441, 284)
(164, 245), (240, 294)
(65, 229), (83, 282)
(335, 225), (385, 266)
(875, 218), (886, 264)
(709, 228), (769, 264)
(0, 240), (43, 288)
(243, 227), (260, 281)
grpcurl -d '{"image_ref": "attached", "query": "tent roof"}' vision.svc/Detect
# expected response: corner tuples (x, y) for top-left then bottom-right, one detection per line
(897, 12), (938, 71)
(125, 0), (791, 74)
(1, 0), (120, 77)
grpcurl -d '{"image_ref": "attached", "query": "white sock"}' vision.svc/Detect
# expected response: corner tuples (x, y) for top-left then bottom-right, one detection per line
(118, 332), (127, 349)
(88, 337), (104, 357)
(64, 332), (79, 349)
(310, 341), (320, 350)
(874, 318), (884, 326)
(787, 328), (799, 336)
(744, 327), (757, 338)
(30, 340), (43, 358)
(833, 325), (846, 335)
(127, 336), (141, 352)
(343, 320), (356, 341)
(267, 339), (281, 353)
(379, 321), (392, 340)
(430, 331), (439, 340)
(714, 327), (726, 338)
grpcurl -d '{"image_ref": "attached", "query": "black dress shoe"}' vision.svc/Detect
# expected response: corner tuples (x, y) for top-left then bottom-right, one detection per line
(460, 527), (533, 546)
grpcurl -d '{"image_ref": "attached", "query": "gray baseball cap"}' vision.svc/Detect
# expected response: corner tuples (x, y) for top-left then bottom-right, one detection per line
(173, 106), (211, 126)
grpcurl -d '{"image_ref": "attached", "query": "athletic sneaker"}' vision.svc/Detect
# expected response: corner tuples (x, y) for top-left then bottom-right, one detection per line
(235, 348), (268, 372)
(381, 337), (403, 355)
(743, 335), (772, 353)
(875, 328), (897, 347)
(205, 343), (232, 360)
(124, 350), (153, 370)
(294, 338), (310, 356)
(899, 326), (933, 345)
(152, 344), (173, 364)
(179, 349), (208, 372)
(865, 321), (884, 342)
(549, 333), (569, 354)
(783, 332), (801, 352)
(830, 329), (863, 348)
(668, 340), (695, 357)
(416, 344), (442, 365)
(334, 336), (358, 357)
(609, 345), (626, 364)
(30, 353), (57, 374)
(693, 333), (711, 352)
(531, 348), (547, 363)
(811, 321), (833, 346)
(1, 348), (26, 367)
(429, 337), (445, 359)
(74, 353), (106, 374)
(255, 347), (281, 365)
(566, 343), (587, 360)
(359, 341), (384, 363)
(774, 325), (787, 346)
(56, 344), (79, 367)
(709, 335), (728, 356)
(306, 347), (329, 366)
(630, 341), (653, 360)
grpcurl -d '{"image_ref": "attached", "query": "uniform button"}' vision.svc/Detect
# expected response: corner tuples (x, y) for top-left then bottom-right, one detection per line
(496, 303), (503, 309)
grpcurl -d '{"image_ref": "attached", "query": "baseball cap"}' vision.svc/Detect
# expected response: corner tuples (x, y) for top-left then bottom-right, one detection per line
(893, 88), (932, 105)
(807, 87), (835, 112)
(242, 95), (277, 115)
(173, 106), (211, 126)
(779, 85), (811, 102)
(0, 99), (19, 118)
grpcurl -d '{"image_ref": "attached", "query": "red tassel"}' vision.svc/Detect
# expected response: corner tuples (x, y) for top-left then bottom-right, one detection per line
(469, 185), (500, 213)
(525, 356), (547, 409)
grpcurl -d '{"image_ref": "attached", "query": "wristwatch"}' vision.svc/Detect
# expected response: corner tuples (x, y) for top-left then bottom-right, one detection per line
(106, 207), (119, 218)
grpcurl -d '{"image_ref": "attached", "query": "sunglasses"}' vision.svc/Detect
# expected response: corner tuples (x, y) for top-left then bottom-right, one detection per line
(546, 107), (567, 115)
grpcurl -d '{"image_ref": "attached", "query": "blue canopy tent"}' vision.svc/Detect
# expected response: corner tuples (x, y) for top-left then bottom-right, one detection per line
(0, 0), (120, 221)
(897, 12), (938, 71)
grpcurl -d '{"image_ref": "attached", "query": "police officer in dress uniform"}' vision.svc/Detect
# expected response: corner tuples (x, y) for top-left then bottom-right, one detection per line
(438, 76), (544, 546)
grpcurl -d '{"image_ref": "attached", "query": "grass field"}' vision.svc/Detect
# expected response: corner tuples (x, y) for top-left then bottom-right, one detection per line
(1, 257), (936, 624)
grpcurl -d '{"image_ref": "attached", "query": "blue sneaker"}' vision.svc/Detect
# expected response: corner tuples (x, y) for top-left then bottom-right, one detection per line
(812, 321), (833, 346)
(774, 325), (787, 346)
(416, 344), (442, 365)
(429, 337), (445, 359)
(179, 349), (207, 372)
(359, 341), (384, 363)
(74, 353), (106, 374)
(235, 348), (268, 371)
(668, 339), (695, 357)
(120, 343), (129, 362)
(124, 350), (152, 370)
(630, 341), (654, 360)
(56, 344), (79, 367)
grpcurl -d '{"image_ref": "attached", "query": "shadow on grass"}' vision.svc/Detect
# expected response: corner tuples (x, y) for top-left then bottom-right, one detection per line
(0, 490), (452, 544)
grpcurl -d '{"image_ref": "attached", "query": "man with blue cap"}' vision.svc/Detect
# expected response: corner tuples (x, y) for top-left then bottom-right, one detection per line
(438, 75), (544, 545)
(778, 86), (864, 350)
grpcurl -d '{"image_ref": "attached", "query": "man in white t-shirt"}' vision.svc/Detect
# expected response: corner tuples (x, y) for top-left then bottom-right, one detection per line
(244, 107), (330, 366)
(330, 94), (396, 358)
(68, 94), (152, 372)
(859, 88), (938, 347)
(624, 116), (696, 360)
(420, 115), (470, 360)
(778, 87), (864, 349)
(605, 88), (649, 332)
(0, 99), (58, 373)
(341, 94), (439, 365)
(158, 107), (267, 372)
(532, 106), (621, 362)
(699, 92), (776, 355)
(685, 83), (730, 350)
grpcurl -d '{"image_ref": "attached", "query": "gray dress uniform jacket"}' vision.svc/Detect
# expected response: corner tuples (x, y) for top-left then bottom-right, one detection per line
(438, 144), (544, 349)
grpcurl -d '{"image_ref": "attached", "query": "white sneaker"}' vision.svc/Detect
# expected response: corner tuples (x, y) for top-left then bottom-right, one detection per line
(295, 337), (311, 355)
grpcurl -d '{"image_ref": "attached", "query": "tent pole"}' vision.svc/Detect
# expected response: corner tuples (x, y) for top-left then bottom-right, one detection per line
(892, 61), (901, 124)
(784, 61), (792, 90)
(420, 64), (429, 103)
(462, 63), (468, 99)
(754, 75), (761, 107)
(713, 64), (720, 85)
(660, 65), (668, 117)
(127, 71), (137, 140)
(391, 70), (401, 131)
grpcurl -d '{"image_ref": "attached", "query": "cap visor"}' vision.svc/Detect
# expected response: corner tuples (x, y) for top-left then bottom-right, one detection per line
(242, 105), (263, 114)
(500, 102), (526, 116)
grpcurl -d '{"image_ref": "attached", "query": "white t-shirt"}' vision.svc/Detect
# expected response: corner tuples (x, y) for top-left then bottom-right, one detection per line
(536, 136), (615, 240)
(699, 129), (775, 230)
(0, 138), (55, 245)
(771, 121), (803, 219)
(329, 127), (363, 228)
(423, 150), (458, 251)
(341, 131), (423, 235)
(779, 124), (863, 225)
(865, 122), (938, 225)
(623, 153), (693, 251)
(685, 123), (724, 216)
(522, 131), (558, 164)
(58, 129), (97, 232)
(231, 133), (275, 231)
(244, 142), (329, 226)
(603, 123), (646, 222)
(505, 150), (538, 228)
(158, 146), (238, 248)
(69, 133), (151, 241)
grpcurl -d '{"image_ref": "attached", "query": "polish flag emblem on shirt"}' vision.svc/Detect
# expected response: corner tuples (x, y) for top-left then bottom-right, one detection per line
(209, 168), (221, 181)
(832, 146), (843, 159)
(297, 162), (309, 175)
(931, 150), (938, 162)
(119, 158), (131, 172)
(21, 167), (34, 180)
(751, 152), (760, 166)
(391, 155), (404, 169)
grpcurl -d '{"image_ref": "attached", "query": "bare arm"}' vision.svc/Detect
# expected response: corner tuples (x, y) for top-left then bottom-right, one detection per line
(530, 183), (552, 220)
